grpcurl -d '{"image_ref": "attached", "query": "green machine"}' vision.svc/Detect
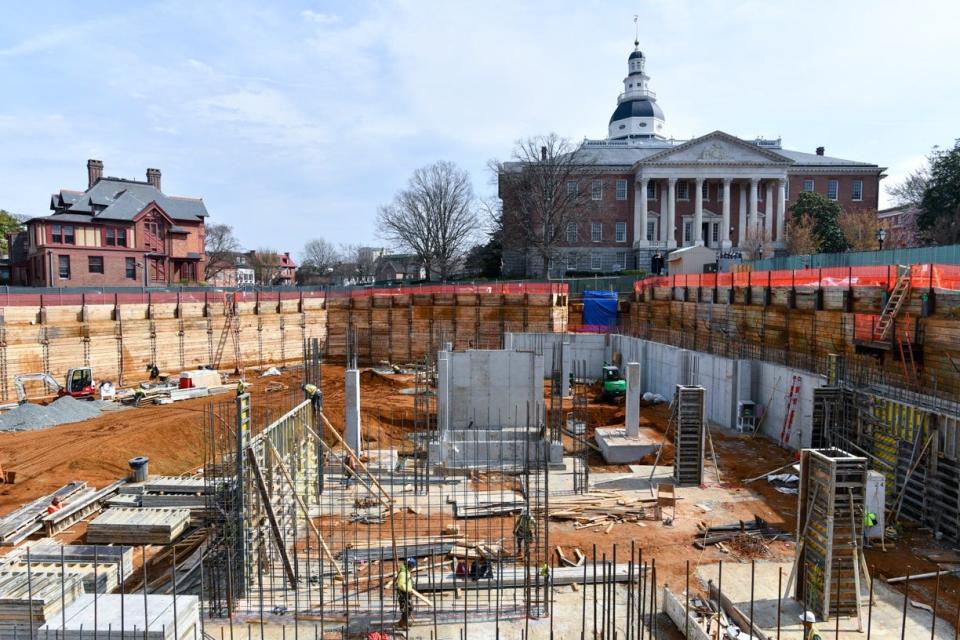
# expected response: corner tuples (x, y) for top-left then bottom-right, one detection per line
(599, 365), (627, 403)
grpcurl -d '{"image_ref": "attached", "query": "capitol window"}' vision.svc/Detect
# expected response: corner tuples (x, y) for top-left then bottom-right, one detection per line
(701, 181), (710, 201)
(677, 181), (689, 200)
(616, 222), (627, 242)
(827, 180), (839, 201)
(803, 179), (815, 192)
(647, 182), (658, 200)
(616, 180), (628, 200)
(852, 180), (863, 201)
(591, 222), (603, 242)
(591, 180), (603, 200)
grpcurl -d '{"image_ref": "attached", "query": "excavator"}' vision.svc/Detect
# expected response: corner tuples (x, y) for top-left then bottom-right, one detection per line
(597, 364), (627, 404)
(13, 367), (97, 404)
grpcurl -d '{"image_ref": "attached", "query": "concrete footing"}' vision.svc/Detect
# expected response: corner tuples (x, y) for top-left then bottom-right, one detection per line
(594, 427), (659, 464)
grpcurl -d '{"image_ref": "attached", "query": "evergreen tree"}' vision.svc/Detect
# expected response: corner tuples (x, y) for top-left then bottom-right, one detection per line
(918, 139), (960, 245)
(788, 192), (849, 253)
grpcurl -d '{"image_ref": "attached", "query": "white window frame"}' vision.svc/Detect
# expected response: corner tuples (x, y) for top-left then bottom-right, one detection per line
(591, 222), (603, 242)
(566, 223), (578, 243)
(803, 179), (815, 192)
(646, 182), (658, 200)
(615, 251), (627, 270)
(683, 221), (692, 243)
(717, 183), (724, 202)
(591, 180), (603, 201)
(757, 182), (764, 201)
(852, 179), (863, 202)
(701, 181), (710, 201)
(566, 180), (578, 195)
(712, 223), (719, 244)
(827, 179), (839, 201)
(677, 181), (689, 201)
(615, 179), (628, 201)
(646, 220), (656, 241)
(785, 180), (790, 201)
(615, 221), (627, 243)
(590, 252), (602, 271)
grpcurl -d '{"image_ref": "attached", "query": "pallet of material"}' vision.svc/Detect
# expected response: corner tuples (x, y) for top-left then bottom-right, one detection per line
(38, 594), (199, 640)
(0, 563), (119, 594)
(86, 508), (190, 545)
(414, 562), (637, 592)
(0, 573), (84, 640)
(41, 480), (126, 536)
(143, 477), (210, 494)
(105, 494), (142, 508)
(0, 482), (89, 546)
(16, 543), (135, 580)
(340, 536), (464, 563)
(140, 494), (209, 509)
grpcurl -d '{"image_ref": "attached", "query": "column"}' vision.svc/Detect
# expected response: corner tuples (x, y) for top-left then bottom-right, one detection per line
(764, 181), (775, 242)
(625, 362), (641, 438)
(722, 178), (732, 250)
(738, 182), (747, 246)
(560, 341), (572, 397)
(345, 367), (361, 454)
(635, 178), (648, 246)
(776, 178), (787, 243)
(665, 178), (677, 248)
(693, 177), (704, 245)
(749, 178), (759, 237)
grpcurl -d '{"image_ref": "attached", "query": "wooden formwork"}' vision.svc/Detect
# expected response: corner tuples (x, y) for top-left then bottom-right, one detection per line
(795, 448), (867, 623)
(673, 385), (705, 487)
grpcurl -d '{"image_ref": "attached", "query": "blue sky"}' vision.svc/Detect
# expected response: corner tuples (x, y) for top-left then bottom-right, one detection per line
(1, 0), (957, 257)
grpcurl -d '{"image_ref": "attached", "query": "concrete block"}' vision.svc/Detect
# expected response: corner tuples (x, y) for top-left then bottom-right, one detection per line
(595, 427), (659, 464)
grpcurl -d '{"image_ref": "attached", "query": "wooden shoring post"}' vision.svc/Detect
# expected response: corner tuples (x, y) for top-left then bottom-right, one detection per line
(245, 446), (297, 588)
(316, 411), (392, 505)
(265, 439), (344, 581)
(848, 488), (865, 632)
(303, 422), (378, 499)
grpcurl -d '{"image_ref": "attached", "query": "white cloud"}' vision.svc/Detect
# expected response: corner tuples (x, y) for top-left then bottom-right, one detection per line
(301, 10), (340, 25)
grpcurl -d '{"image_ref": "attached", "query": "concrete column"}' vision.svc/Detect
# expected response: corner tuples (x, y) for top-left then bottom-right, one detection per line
(738, 182), (747, 246)
(764, 181), (774, 242)
(344, 368), (361, 454)
(666, 178), (677, 248)
(560, 341), (572, 397)
(635, 178), (648, 246)
(748, 178), (759, 237)
(776, 178), (787, 243)
(693, 177), (704, 245)
(722, 178), (732, 250)
(437, 351), (450, 435)
(625, 361), (641, 438)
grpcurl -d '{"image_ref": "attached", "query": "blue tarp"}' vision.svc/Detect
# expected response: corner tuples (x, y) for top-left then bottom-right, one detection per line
(582, 290), (618, 329)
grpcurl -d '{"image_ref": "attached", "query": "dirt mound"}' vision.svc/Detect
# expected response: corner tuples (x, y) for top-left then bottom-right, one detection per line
(0, 396), (103, 432)
(358, 369), (412, 390)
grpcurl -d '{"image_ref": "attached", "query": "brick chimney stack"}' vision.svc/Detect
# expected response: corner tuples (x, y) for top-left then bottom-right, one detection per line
(87, 159), (103, 188)
(146, 168), (162, 190)
(816, 146), (825, 156)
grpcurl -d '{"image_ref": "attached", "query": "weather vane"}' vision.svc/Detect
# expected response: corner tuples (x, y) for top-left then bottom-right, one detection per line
(633, 14), (639, 47)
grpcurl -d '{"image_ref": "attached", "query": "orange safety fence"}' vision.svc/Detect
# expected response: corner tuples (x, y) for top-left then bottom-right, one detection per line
(632, 263), (960, 294)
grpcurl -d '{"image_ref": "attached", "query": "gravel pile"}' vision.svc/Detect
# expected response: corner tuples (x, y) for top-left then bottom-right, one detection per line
(0, 395), (104, 432)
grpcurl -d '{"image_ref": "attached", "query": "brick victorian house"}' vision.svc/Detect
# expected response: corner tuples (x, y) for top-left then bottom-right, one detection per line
(9, 160), (207, 286)
(500, 43), (885, 277)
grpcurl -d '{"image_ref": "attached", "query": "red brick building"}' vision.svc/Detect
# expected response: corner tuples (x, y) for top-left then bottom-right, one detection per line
(9, 160), (208, 287)
(500, 44), (885, 277)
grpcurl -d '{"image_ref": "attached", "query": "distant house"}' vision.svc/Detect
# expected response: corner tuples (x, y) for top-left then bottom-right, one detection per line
(374, 254), (425, 283)
(208, 252), (255, 288)
(878, 204), (919, 248)
(245, 250), (297, 286)
(8, 159), (207, 287)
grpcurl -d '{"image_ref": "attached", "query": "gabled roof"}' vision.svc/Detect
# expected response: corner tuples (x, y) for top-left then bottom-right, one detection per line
(639, 131), (793, 165)
(51, 177), (208, 222)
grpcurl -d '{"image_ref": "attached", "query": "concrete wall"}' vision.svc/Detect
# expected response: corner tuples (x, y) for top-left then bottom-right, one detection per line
(505, 332), (609, 379)
(754, 362), (824, 448)
(438, 349), (544, 431)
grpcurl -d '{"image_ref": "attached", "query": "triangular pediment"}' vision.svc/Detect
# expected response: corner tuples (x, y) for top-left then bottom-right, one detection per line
(640, 131), (793, 165)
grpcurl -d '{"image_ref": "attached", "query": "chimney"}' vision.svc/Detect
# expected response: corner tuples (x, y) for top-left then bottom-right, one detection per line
(540, 146), (547, 161)
(87, 159), (103, 188)
(815, 146), (825, 156)
(146, 168), (162, 190)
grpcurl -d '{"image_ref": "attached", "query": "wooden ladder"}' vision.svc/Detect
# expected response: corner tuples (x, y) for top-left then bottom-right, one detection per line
(212, 294), (236, 370)
(874, 267), (911, 341)
(779, 375), (802, 448)
(896, 321), (919, 387)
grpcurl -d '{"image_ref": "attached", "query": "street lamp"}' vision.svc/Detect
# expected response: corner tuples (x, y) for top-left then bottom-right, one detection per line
(876, 227), (887, 251)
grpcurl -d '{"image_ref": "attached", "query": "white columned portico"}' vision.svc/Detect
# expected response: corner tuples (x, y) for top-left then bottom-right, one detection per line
(635, 178), (648, 246)
(776, 178), (787, 243)
(764, 181), (774, 242)
(722, 178), (732, 250)
(665, 178), (677, 248)
(748, 178), (759, 236)
(738, 183), (747, 246)
(693, 177), (704, 245)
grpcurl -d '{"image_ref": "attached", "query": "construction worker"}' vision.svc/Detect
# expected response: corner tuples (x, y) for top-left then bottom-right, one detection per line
(302, 383), (323, 411)
(133, 386), (147, 407)
(396, 557), (416, 628)
(799, 611), (823, 640)
(514, 511), (534, 558)
(47, 497), (63, 514)
(236, 379), (245, 397)
(864, 510), (878, 548)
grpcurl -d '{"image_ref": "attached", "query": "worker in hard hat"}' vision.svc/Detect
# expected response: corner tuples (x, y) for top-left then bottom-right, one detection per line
(302, 383), (323, 411)
(800, 611), (822, 640)
(514, 511), (534, 559)
(395, 557), (417, 628)
(864, 510), (878, 548)
(236, 379), (246, 397)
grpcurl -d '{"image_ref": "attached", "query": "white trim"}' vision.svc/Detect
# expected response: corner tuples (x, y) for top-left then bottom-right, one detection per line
(827, 179), (839, 201)
(615, 221), (627, 243)
(852, 179), (863, 202)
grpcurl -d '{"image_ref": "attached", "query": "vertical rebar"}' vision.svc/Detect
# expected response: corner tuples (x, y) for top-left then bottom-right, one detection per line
(901, 573), (910, 640)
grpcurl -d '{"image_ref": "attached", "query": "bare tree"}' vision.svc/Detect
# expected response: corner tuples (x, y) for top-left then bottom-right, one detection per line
(739, 228), (767, 260)
(377, 161), (478, 279)
(785, 214), (819, 255)
(248, 248), (281, 285)
(203, 223), (241, 280)
(887, 164), (930, 206)
(301, 238), (340, 273)
(492, 133), (597, 278)
(339, 244), (380, 280)
(838, 208), (882, 251)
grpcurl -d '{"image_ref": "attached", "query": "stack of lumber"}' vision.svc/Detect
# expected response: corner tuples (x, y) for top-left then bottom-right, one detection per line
(693, 515), (785, 550)
(414, 562), (636, 592)
(86, 508), (189, 545)
(340, 536), (464, 564)
(0, 482), (88, 546)
(0, 564), (118, 594)
(121, 477), (215, 512)
(0, 572), (84, 640)
(38, 594), (200, 640)
(544, 491), (657, 528)
(449, 491), (525, 518)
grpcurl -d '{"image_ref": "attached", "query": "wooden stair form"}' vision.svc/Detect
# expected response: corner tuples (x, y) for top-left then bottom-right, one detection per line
(873, 267), (912, 341)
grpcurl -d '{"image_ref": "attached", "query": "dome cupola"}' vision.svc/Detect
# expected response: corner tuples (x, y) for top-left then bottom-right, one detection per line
(608, 41), (666, 140)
